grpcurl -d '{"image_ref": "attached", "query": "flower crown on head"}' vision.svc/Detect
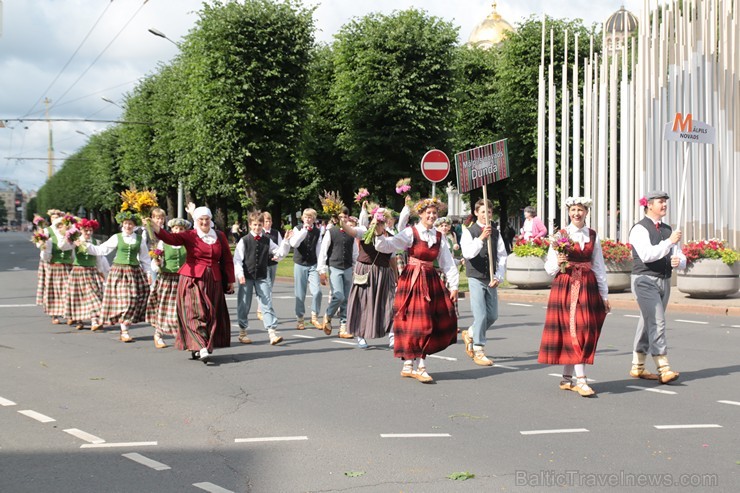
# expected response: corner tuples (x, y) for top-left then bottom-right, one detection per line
(115, 210), (142, 225)
(564, 196), (593, 209)
(78, 218), (100, 230)
(414, 197), (447, 214)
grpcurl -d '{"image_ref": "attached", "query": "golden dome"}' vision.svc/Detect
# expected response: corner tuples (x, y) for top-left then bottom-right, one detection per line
(467, 2), (515, 49)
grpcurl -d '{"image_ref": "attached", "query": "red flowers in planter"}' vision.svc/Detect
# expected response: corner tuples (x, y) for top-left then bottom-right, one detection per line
(601, 239), (633, 263)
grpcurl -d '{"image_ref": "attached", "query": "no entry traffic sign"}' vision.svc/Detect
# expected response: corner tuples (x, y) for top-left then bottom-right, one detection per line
(420, 149), (450, 183)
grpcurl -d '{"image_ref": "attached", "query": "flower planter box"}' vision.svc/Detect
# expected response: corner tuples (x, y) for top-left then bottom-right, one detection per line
(677, 258), (740, 298)
(605, 259), (633, 293)
(505, 254), (552, 289)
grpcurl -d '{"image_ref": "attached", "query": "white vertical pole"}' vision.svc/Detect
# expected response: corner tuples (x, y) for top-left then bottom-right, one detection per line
(560, 29), (570, 229)
(548, 29), (556, 233)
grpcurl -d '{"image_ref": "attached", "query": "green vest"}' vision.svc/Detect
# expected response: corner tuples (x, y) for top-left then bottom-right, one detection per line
(113, 233), (142, 266)
(50, 231), (73, 264)
(161, 244), (186, 273)
(74, 239), (98, 267)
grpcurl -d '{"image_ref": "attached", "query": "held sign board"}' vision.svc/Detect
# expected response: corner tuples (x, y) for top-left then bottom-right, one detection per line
(664, 113), (716, 144)
(454, 139), (510, 193)
(420, 149), (451, 183)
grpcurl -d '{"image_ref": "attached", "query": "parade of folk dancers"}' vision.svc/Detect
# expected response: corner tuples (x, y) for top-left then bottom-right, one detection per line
(30, 183), (686, 395)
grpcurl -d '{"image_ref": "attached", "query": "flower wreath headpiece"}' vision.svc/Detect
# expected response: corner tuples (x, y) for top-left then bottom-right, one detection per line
(564, 196), (593, 209)
(638, 196), (648, 207)
(115, 210), (142, 225)
(78, 218), (100, 230)
(414, 197), (447, 214)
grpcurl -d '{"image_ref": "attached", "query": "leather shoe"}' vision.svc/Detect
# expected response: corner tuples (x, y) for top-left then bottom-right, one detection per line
(119, 331), (133, 343)
(238, 334), (253, 344)
(462, 330), (474, 359)
(412, 368), (434, 383)
(473, 350), (493, 366)
(154, 335), (167, 349)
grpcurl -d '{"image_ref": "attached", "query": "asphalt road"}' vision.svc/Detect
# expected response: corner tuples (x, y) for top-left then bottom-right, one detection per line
(1, 231), (738, 492)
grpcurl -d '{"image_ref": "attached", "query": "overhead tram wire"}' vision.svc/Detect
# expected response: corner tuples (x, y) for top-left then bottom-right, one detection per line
(21, 0), (116, 119)
(49, 0), (152, 113)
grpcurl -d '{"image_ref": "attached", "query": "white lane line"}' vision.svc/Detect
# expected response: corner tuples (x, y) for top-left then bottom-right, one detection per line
(730, 325), (740, 328)
(717, 400), (740, 406)
(548, 373), (595, 382)
(623, 314), (640, 318)
(0, 304), (37, 308)
(80, 441), (157, 448)
(654, 424), (722, 430)
(18, 410), (56, 423)
(331, 340), (356, 346)
(122, 453), (171, 471)
(493, 363), (519, 370)
(626, 385), (677, 395)
(235, 436), (308, 443)
(380, 433), (451, 438)
(193, 482), (235, 493)
(291, 334), (316, 339)
(674, 319), (709, 325)
(429, 354), (457, 362)
(520, 428), (589, 436)
(507, 302), (533, 307)
(0, 396), (17, 406)
(63, 428), (105, 444)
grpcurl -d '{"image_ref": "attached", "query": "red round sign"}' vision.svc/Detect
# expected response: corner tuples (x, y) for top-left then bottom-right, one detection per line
(420, 149), (450, 183)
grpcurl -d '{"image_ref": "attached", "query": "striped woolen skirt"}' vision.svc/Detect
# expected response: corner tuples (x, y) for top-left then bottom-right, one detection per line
(43, 263), (72, 317)
(36, 260), (48, 307)
(392, 259), (457, 360)
(100, 264), (150, 325)
(64, 266), (104, 322)
(175, 267), (231, 352)
(346, 262), (397, 339)
(146, 272), (180, 335)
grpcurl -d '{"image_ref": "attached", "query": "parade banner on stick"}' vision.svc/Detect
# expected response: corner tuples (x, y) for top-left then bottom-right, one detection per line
(454, 139), (510, 193)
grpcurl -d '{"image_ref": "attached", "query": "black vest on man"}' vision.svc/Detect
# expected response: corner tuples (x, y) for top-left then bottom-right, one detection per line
(631, 217), (672, 279)
(241, 234), (270, 280)
(293, 225), (320, 266)
(327, 226), (354, 270)
(465, 222), (499, 282)
(264, 228), (280, 266)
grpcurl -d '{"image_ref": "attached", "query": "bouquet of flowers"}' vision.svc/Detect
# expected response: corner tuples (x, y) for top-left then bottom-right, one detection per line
(32, 215), (48, 229)
(148, 248), (165, 263)
(512, 235), (549, 258)
(121, 188), (159, 238)
(65, 225), (86, 252)
(601, 239), (632, 263)
(549, 229), (574, 273)
(354, 187), (369, 204)
(682, 239), (740, 266)
(319, 190), (344, 218)
(31, 230), (49, 249)
(362, 207), (392, 244)
(59, 214), (78, 228)
(395, 178), (411, 195)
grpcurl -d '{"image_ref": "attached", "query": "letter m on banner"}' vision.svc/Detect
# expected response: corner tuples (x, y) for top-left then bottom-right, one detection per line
(672, 113), (693, 132)
(454, 139), (510, 193)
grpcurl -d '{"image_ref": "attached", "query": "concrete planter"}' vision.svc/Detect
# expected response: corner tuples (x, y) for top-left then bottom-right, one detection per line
(605, 259), (633, 293)
(506, 254), (552, 289)
(677, 259), (740, 298)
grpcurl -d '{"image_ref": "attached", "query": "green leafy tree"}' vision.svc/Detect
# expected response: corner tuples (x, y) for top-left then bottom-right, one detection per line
(332, 9), (458, 207)
(0, 196), (7, 225)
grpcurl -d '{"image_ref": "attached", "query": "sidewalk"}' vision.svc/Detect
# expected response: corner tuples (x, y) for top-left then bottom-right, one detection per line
(498, 285), (740, 316)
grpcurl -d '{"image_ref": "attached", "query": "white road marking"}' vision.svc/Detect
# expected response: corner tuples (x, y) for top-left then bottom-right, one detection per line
(507, 302), (533, 307)
(428, 354), (458, 361)
(63, 428), (105, 444)
(122, 453), (171, 471)
(520, 428), (589, 435)
(717, 400), (740, 406)
(331, 340), (356, 346)
(291, 334), (316, 339)
(18, 410), (55, 423)
(493, 363), (519, 370)
(235, 436), (308, 443)
(548, 373), (595, 382)
(623, 314), (640, 318)
(193, 482), (235, 493)
(380, 433), (451, 438)
(0, 396), (17, 406)
(626, 385), (677, 395)
(730, 325), (740, 328)
(80, 441), (157, 448)
(0, 304), (36, 308)
(654, 424), (722, 430)
(674, 319), (708, 325)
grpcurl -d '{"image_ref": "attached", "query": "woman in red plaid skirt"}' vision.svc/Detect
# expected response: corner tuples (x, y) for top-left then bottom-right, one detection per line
(537, 197), (611, 397)
(83, 212), (152, 343)
(41, 215), (75, 324)
(373, 198), (458, 384)
(65, 219), (109, 331)
(146, 218), (189, 349)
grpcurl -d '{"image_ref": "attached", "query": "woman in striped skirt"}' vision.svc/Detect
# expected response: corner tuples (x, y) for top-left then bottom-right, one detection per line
(65, 219), (109, 331)
(34, 210), (62, 310)
(372, 198), (459, 384)
(146, 218), (189, 349)
(82, 212), (151, 343)
(42, 215), (75, 324)
(145, 207), (234, 362)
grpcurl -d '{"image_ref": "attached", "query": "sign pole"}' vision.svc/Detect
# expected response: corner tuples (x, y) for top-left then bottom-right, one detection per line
(481, 185), (495, 281)
(431, 183), (436, 198)
(673, 142), (690, 255)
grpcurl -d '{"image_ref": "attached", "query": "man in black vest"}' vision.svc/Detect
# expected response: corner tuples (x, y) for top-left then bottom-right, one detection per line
(628, 190), (686, 384)
(318, 207), (357, 338)
(289, 208), (324, 331)
(460, 198), (508, 366)
(234, 212), (292, 345)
